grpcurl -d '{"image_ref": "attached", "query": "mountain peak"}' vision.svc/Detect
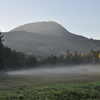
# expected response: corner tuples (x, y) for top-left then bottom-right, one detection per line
(10, 21), (68, 35)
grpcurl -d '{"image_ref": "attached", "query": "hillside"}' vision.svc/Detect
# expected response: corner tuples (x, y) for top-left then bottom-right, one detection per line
(3, 21), (100, 58)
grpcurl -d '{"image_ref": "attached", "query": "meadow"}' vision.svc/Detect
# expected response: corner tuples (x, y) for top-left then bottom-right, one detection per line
(0, 67), (100, 100)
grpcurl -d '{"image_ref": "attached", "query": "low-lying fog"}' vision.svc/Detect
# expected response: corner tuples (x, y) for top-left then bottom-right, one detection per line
(7, 65), (100, 76)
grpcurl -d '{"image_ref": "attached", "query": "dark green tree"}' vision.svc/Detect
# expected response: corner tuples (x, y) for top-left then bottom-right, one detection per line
(25, 56), (38, 68)
(3, 46), (26, 70)
(65, 50), (72, 64)
(50, 55), (58, 65)
(0, 32), (4, 73)
(58, 55), (65, 65)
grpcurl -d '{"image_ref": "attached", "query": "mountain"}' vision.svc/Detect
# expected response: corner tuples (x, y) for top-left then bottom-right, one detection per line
(10, 21), (68, 35)
(3, 21), (100, 58)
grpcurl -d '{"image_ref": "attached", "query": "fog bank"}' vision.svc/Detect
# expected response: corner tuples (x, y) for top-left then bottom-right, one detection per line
(7, 65), (100, 76)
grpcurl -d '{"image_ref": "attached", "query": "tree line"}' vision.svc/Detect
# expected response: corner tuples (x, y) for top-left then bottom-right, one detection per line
(40, 49), (100, 66)
(0, 32), (100, 72)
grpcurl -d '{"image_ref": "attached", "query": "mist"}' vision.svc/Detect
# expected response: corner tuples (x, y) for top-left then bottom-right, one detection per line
(4, 65), (100, 86)
(7, 65), (100, 76)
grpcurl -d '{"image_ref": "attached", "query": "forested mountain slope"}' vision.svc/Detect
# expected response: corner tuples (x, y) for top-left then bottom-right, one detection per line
(3, 21), (100, 57)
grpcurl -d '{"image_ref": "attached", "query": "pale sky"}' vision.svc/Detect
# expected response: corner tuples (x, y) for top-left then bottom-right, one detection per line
(0, 0), (100, 39)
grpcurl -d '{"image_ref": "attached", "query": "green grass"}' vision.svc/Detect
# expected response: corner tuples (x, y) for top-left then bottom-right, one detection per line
(0, 73), (100, 100)
(0, 81), (100, 100)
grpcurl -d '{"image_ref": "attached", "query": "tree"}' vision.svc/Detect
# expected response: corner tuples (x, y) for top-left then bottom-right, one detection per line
(58, 55), (65, 65)
(25, 56), (38, 68)
(0, 32), (4, 73)
(88, 49), (99, 63)
(50, 55), (58, 65)
(65, 50), (72, 64)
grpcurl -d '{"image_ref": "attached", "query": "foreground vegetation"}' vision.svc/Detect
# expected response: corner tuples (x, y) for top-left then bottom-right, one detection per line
(0, 72), (100, 100)
(0, 80), (100, 100)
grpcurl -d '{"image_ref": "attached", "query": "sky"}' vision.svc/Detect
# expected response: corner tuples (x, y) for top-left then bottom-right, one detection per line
(0, 0), (100, 39)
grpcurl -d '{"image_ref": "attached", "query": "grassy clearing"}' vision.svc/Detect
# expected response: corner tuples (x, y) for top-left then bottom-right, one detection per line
(0, 81), (100, 100)
(1, 72), (100, 86)
(0, 72), (100, 100)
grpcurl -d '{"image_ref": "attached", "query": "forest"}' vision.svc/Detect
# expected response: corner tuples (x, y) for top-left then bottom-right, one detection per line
(0, 32), (100, 72)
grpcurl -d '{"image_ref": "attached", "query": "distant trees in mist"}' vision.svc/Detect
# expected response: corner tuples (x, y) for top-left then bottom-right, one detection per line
(40, 49), (100, 66)
(1, 46), (100, 71)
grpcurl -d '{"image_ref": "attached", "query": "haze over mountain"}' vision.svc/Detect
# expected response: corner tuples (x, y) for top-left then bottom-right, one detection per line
(3, 21), (100, 58)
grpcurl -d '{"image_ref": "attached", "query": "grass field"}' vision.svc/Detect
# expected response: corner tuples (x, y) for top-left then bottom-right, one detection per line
(0, 69), (100, 100)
